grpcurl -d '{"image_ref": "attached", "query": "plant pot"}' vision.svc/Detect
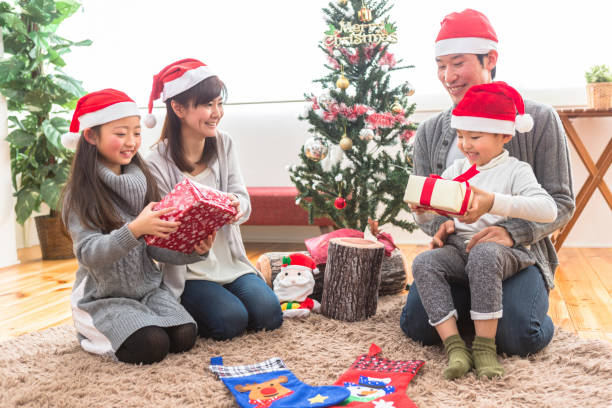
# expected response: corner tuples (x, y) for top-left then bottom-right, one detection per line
(586, 82), (612, 109)
(34, 214), (74, 260)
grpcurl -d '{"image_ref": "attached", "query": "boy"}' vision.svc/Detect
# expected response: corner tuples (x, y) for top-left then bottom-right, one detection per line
(411, 82), (557, 379)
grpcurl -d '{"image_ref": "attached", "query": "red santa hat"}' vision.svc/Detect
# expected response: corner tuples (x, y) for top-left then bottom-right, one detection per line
(281, 253), (319, 275)
(435, 9), (498, 57)
(61, 89), (140, 150)
(144, 58), (215, 128)
(451, 81), (534, 135)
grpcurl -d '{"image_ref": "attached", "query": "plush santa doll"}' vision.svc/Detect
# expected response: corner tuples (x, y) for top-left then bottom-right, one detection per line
(273, 253), (321, 318)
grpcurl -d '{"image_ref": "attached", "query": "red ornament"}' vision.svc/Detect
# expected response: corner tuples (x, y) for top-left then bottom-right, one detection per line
(334, 197), (347, 209)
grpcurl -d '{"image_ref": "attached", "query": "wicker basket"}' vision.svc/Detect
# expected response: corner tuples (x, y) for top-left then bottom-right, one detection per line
(34, 214), (75, 260)
(586, 82), (612, 109)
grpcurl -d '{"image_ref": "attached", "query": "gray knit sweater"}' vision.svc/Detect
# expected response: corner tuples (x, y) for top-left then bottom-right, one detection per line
(146, 130), (261, 298)
(412, 100), (575, 289)
(67, 163), (201, 358)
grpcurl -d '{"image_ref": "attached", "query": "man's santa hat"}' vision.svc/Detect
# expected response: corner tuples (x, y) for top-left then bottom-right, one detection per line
(451, 81), (534, 135)
(435, 9), (498, 57)
(281, 253), (319, 275)
(144, 58), (215, 128)
(61, 89), (140, 150)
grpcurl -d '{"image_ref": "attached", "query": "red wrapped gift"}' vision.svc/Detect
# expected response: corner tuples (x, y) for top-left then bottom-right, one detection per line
(145, 178), (237, 253)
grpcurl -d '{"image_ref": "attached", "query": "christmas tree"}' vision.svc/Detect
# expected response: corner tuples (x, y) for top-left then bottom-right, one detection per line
(289, 0), (418, 232)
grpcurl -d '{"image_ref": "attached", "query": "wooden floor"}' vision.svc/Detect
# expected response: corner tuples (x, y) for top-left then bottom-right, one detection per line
(1, 244), (611, 345)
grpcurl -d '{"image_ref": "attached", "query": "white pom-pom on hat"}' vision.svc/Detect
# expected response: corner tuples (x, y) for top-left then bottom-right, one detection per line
(144, 113), (157, 128)
(514, 113), (534, 133)
(61, 132), (80, 150)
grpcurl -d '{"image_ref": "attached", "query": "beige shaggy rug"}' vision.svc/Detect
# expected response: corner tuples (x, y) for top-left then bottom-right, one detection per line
(2, 295), (612, 408)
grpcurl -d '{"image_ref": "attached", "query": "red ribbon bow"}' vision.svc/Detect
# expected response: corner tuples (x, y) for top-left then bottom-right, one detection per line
(418, 164), (479, 216)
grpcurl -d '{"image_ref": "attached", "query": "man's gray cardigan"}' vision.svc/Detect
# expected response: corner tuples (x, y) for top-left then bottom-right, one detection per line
(413, 100), (575, 289)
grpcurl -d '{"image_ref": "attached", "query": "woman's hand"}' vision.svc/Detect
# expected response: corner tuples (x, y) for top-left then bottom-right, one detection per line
(456, 185), (494, 224)
(227, 193), (244, 223)
(128, 202), (180, 239)
(193, 231), (216, 255)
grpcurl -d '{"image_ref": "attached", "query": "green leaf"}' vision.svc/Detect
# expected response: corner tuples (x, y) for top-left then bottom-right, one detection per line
(0, 59), (27, 86)
(6, 129), (36, 147)
(40, 177), (61, 209)
(42, 117), (68, 149)
(72, 39), (92, 47)
(324, 24), (337, 35)
(53, 0), (81, 24)
(21, 0), (57, 25)
(0, 11), (27, 34)
(53, 74), (85, 99)
(15, 187), (40, 224)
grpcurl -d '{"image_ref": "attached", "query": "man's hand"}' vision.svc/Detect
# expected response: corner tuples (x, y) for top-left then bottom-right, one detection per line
(456, 185), (494, 224)
(466, 226), (513, 252)
(430, 219), (455, 249)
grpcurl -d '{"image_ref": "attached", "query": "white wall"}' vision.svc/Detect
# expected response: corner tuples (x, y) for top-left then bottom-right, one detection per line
(0, 32), (19, 267)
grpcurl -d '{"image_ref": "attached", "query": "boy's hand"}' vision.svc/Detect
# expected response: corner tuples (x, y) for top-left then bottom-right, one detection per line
(430, 219), (454, 249)
(129, 202), (180, 239)
(456, 185), (494, 224)
(193, 231), (216, 255)
(227, 193), (244, 223)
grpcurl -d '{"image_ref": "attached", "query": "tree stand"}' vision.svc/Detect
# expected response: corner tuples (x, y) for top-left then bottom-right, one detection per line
(321, 237), (384, 322)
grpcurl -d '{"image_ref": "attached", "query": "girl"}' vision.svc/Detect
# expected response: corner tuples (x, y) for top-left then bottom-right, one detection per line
(145, 58), (283, 340)
(61, 89), (213, 364)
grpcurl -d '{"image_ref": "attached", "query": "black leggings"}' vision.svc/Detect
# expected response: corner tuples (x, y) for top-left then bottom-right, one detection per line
(115, 323), (197, 365)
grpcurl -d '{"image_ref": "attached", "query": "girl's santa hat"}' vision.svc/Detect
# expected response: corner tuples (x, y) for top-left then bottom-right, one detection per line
(435, 9), (498, 57)
(144, 58), (215, 128)
(281, 253), (319, 275)
(61, 89), (140, 150)
(451, 81), (534, 135)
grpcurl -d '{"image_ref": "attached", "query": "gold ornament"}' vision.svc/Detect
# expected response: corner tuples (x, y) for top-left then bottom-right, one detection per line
(406, 88), (415, 96)
(405, 82), (415, 96)
(358, 7), (373, 22)
(336, 75), (350, 90)
(339, 134), (353, 150)
(338, 0), (347, 4)
(391, 101), (403, 114)
(304, 136), (330, 162)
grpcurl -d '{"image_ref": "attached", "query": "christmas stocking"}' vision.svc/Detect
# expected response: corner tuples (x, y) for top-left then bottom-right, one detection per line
(331, 344), (425, 408)
(210, 356), (350, 408)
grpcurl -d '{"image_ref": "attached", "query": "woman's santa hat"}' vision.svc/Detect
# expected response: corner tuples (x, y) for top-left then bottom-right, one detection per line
(451, 81), (534, 135)
(435, 9), (498, 57)
(144, 58), (215, 128)
(281, 253), (319, 275)
(61, 89), (140, 150)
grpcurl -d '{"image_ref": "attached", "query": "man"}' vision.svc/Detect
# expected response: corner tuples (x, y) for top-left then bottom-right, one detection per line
(399, 9), (575, 356)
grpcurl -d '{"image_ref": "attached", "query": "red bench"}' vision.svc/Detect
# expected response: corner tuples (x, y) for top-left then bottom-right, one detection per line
(244, 187), (334, 232)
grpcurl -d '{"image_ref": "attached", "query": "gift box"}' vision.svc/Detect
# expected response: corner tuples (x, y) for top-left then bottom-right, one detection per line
(403, 165), (478, 216)
(145, 178), (237, 253)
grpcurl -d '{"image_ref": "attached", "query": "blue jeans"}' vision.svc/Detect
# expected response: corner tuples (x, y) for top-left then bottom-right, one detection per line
(181, 273), (283, 340)
(399, 265), (554, 357)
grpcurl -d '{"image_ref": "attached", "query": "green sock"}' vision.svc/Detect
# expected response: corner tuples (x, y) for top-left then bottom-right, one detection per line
(442, 334), (473, 380)
(472, 336), (505, 379)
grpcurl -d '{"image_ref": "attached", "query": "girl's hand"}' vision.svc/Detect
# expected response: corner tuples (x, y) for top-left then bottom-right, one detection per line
(456, 185), (494, 224)
(227, 193), (244, 223)
(409, 203), (427, 215)
(128, 202), (180, 239)
(193, 231), (216, 255)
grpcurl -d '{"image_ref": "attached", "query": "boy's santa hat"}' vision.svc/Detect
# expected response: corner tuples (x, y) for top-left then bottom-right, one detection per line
(144, 58), (215, 128)
(451, 81), (534, 135)
(61, 89), (140, 150)
(281, 253), (319, 275)
(435, 9), (497, 57)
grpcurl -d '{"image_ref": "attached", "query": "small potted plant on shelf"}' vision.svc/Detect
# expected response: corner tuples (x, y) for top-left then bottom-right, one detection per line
(585, 64), (612, 109)
(0, 0), (91, 259)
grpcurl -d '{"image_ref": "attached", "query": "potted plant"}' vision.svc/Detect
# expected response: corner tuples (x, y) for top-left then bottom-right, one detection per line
(585, 64), (612, 109)
(0, 0), (91, 259)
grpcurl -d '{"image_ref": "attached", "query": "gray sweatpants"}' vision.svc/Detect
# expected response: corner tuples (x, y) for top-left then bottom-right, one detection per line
(412, 234), (536, 326)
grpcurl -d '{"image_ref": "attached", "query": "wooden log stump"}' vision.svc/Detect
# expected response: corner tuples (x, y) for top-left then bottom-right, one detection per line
(255, 248), (408, 300)
(321, 237), (385, 322)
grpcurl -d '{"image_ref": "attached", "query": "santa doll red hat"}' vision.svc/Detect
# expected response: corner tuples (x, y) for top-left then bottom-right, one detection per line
(144, 58), (215, 128)
(451, 81), (534, 134)
(61, 89), (140, 150)
(435, 9), (498, 57)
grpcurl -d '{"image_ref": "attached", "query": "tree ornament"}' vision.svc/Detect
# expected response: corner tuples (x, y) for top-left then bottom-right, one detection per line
(381, 65), (389, 73)
(358, 6), (373, 22)
(359, 128), (375, 141)
(334, 197), (347, 209)
(405, 81), (415, 96)
(338, 0), (347, 4)
(333, 49), (342, 58)
(337, 75), (350, 90)
(304, 136), (330, 162)
(339, 134), (353, 150)
(391, 101), (403, 114)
